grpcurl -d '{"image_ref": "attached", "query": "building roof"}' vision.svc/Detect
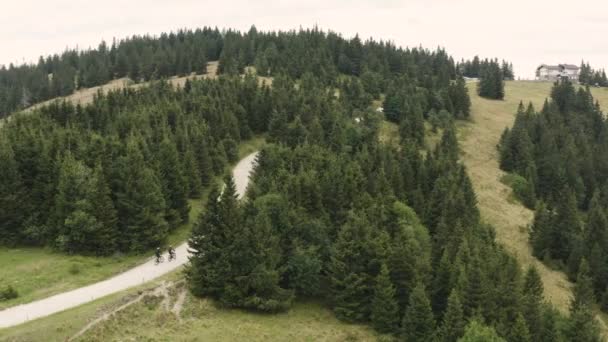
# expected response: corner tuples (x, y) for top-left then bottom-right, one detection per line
(537, 64), (580, 71)
(537, 64), (560, 71)
(560, 64), (580, 70)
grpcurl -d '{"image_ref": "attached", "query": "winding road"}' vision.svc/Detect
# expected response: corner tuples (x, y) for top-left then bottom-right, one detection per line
(0, 151), (259, 329)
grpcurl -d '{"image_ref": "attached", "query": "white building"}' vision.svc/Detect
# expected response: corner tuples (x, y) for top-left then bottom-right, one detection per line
(536, 64), (579, 83)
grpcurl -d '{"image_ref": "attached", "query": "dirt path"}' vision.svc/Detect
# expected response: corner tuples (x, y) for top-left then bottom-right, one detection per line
(0, 151), (258, 329)
(460, 86), (573, 313)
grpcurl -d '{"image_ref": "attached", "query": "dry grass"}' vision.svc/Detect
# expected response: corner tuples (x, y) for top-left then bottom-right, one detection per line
(74, 295), (379, 342)
(461, 81), (608, 318)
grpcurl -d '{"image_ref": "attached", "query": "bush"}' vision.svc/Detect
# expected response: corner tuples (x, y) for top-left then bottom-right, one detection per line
(501, 173), (536, 209)
(0, 285), (19, 301)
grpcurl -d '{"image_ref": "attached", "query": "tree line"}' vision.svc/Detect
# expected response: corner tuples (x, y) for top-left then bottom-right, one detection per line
(0, 26), (460, 118)
(458, 56), (514, 80)
(579, 60), (608, 87)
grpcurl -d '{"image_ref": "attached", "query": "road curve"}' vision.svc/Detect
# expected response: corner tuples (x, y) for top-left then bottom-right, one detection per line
(0, 151), (259, 329)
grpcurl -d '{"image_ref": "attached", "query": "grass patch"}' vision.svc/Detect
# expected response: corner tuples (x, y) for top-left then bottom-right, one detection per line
(0, 271), (182, 341)
(378, 120), (399, 145)
(0, 247), (142, 310)
(77, 295), (379, 342)
(238, 135), (266, 159)
(0, 267), (380, 342)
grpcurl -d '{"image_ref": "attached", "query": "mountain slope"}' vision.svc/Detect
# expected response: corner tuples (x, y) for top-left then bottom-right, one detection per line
(460, 81), (608, 326)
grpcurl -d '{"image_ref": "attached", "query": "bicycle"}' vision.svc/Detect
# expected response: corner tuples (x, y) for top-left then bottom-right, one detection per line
(155, 255), (164, 265)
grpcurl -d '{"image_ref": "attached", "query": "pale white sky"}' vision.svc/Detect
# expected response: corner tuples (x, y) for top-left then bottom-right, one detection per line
(0, 0), (606, 79)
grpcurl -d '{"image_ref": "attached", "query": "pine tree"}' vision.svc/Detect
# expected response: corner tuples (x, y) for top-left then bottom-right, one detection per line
(566, 306), (601, 342)
(268, 110), (289, 144)
(52, 154), (95, 253)
(197, 137), (213, 186)
(329, 213), (376, 322)
(183, 148), (203, 198)
(157, 138), (190, 225)
(401, 283), (435, 342)
(539, 306), (561, 342)
(116, 138), (168, 252)
(552, 189), (581, 261)
(509, 313), (531, 342)
(437, 290), (465, 342)
(0, 139), (26, 244)
(223, 197), (293, 312)
(522, 266), (543, 340)
(370, 264), (399, 333)
(187, 185), (226, 297)
(449, 75), (471, 119)
(458, 320), (505, 342)
(88, 164), (118, 255)
(571, 258), (596, 312)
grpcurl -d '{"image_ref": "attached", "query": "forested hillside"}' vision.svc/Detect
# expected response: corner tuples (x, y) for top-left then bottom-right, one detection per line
(0, 26), (464, 117)
(499, 80), (608, 338)
(0, 27), (600, 341)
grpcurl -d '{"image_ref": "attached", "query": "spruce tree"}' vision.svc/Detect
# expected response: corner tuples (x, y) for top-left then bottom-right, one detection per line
(223, 198), (293, 312)
(187, 185), (226, 297)
(509, 313), (531, 342)
(438, 290), (465, 342)
(329, 213), (376, 322)
(88, 164), (118, 255)
(157, 138), (190, 225)
(458, 320), (505, 342)
(522, 266), (543, 340)
(116, 138), (168, 252)
(401, 283), (435, 342)
(0, 139), (26, 244)
(571, 258), (596, 312)
(183, 148), (203, 198)
(370, 263), (399, 333)
(52, 154), (95, 253)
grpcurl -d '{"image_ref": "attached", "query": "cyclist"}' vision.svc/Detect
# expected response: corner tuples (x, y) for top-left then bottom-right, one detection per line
(168, 245), (176, 261)
(155, 247), (162, 264)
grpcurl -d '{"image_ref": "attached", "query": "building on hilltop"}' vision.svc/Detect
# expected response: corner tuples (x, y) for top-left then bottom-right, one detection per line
(536, 64), (580, 82)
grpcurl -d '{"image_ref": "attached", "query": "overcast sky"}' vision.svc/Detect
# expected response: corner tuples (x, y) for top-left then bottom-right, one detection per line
(1, 0), (606, 79)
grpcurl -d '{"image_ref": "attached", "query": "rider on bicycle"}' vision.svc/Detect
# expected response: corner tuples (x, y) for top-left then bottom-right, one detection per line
(155, 247), (162, 263)
(168, 245), (176, 261)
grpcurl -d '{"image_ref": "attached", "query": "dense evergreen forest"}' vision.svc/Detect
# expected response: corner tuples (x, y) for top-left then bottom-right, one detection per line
(0, 26), (465, 118)
(187, 72), (598, 340)
(579, 60), (608, 87)
(457, 57), (510, 100)
(0, 27), (600, 340)
(499, 80), (608, 329)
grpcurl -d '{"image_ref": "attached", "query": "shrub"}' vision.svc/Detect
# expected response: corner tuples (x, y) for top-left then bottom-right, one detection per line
(0, 285), (19, 301)
(501, 173), (536, 209)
